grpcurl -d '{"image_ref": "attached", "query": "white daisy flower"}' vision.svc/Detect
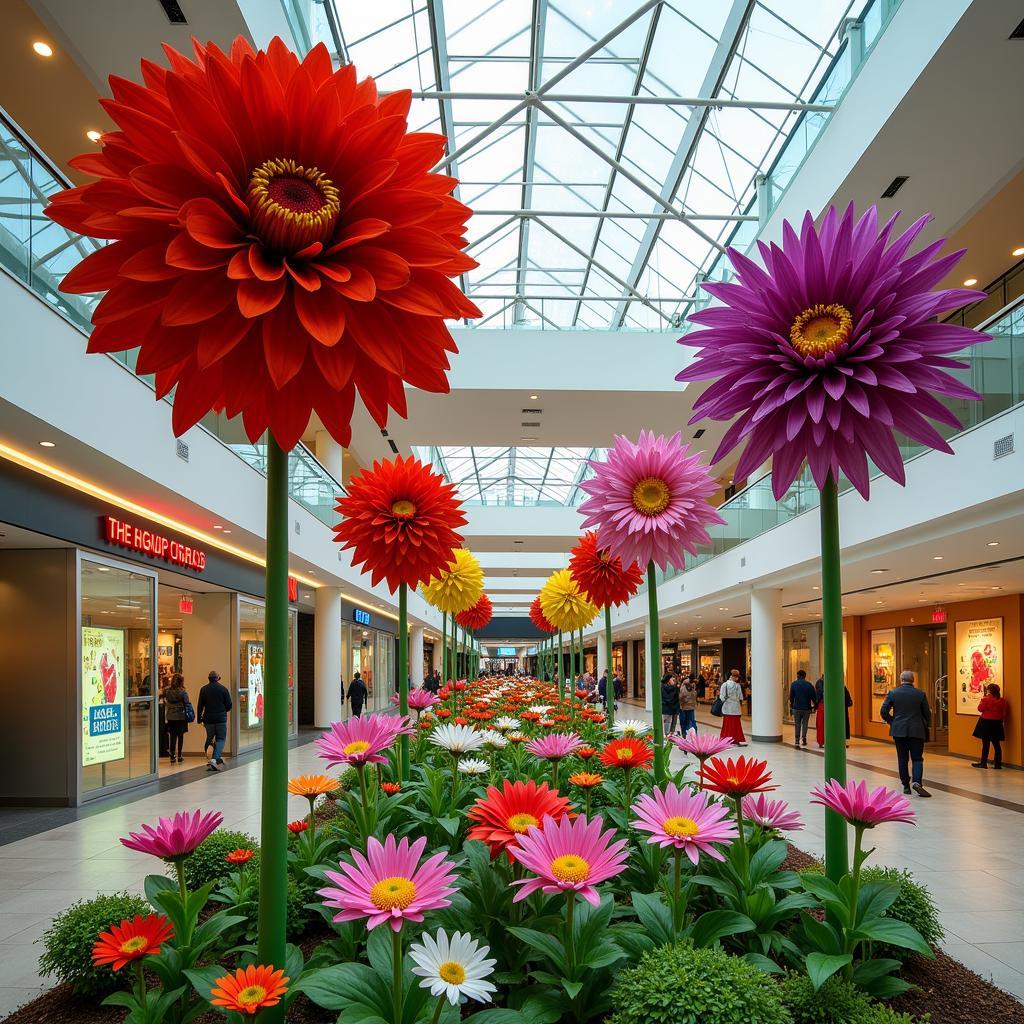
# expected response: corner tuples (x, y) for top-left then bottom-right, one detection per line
(483, 732), (509, 750)
(493, 716), (520, 732)
(612, 719), (652, 738)
(527, 704), (550, 715)
(457, 757), (489, 776)
(429, 723), (487, 755)
(409, 929), (496, 1006)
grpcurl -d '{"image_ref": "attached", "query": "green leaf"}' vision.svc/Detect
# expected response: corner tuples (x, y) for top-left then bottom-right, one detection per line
(741, 952), (784, 974)
(690, 910), (756, 949)
(630, 892), (674, 946)
(465, 1011), (530, 1024)
(293, 962), (381, 1011)
(510, 989), (564, 1023)
(857, 880), (900, 923)
(506, 926), (566, 970)
(805, 952), (853, 990)
(802, 915), (843, 955)
(799, 871), (845, 906)
(748, 839), (787, 886)
(100, 991), (139, 1010)
(851, 917), (934, 956)
(560, 977), (583, 1000)
(861, 973), (914, 999)
(852, 957), (903, 986)
(184, 964), (226, 1003)
(144, 874), (179, 908)
(437, 816), (462, 837)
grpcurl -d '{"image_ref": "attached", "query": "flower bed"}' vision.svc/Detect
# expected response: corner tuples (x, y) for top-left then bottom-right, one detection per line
(17, 678), (1024, 1024)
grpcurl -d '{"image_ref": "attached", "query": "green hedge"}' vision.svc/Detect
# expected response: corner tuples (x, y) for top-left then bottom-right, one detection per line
(176, 828), (259, 892)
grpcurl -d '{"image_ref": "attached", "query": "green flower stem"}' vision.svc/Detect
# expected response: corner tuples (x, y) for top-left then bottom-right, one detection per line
(174, 861), (188, 904)
(844, 824), (869, 977)
(134, 961), (147, 1011)
(551, 757), (560, 791)
(430, 996), (446, 1024)
(622, 766), (633, 816)
(733, 796), (750, 889)
(672, 849), (683, 934)
(604, 605), (615, 728)
(564, 891), (577, 978)
(646, 562), (666, 783)
(451, 754), (460, 806)
(356, 763), (370, 821)
(442, 612), (448, 683)
(391, 929), (404, 1024)
(583, 789), (591, 819)
(398, 583), (410, 782)
(558, 631), (565, 702)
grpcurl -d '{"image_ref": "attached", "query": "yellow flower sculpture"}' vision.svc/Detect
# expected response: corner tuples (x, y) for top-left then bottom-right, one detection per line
(422, 548), (484, 616)
(540, 569), (598, 633)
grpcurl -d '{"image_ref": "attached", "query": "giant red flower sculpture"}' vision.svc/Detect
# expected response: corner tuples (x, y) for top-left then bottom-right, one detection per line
(46, 38), (480, 450)
(334, 456), (466, 592)
(568, 531), (643, 609)
(456, 593), (493, 632)
(529, 596), (555, 634)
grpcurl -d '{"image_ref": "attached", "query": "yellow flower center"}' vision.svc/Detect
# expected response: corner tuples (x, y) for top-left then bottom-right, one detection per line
(663, 816), (700, 838)
(237, 985), (267, 1008)
(247, 157), (340, 254)
(550, 854), (590, 884)
(343, 740), (370, 756)
(631, 476), (670, 516)
(507, 812), (540, 833)
(438, 961), (466, 985)
(391, 499), (417, 519)
(119, 935), (149, 954)
(789, 303), (853, 358)
(369, 876), (418, 911)
(616, 747), (633, 761)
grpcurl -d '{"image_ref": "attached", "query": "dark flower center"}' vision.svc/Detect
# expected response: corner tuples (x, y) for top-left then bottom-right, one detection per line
(247, 157), (340, 255)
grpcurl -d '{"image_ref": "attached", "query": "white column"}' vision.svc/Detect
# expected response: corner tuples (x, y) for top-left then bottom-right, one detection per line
(314, 586), (342, 727)
(596, 628), (608, 681)
(644, 617), (654, 713)
(314, 429), (344, 483)
(410, 626), (425, 688)
(431, 637), (442, 673)
(751, 587), (784, 742)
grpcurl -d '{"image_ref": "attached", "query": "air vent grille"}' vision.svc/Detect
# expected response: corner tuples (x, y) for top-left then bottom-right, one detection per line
(993, 434), (1014, 459)
(521, 421), (540, 428)
(881, 175), (909, 198)
(157, 0), (188, 24)
(521, 408), (543, 414)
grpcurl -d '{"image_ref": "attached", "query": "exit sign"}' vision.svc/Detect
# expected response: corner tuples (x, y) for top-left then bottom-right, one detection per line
(179, 595), (193, 615)
(931, 607), (946, 624)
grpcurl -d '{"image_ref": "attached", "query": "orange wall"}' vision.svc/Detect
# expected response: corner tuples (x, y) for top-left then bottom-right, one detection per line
(854, 596), (1022, 766)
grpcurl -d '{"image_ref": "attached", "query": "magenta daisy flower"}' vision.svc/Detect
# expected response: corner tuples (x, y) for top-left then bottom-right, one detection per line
(525, 733), (583, 761)
(810, 779), (915, 829)
(319, 834), (458, 932)
(509, 814), (628, 907)
(316, 712), (414, 768)
(631, 783), (737, 864)
(121, 810), (223, 862)
(579, 431), (724, 571)
(669, 729), (734, 759)
(678, 204), (990, 499)
(742, 794), (803, 833)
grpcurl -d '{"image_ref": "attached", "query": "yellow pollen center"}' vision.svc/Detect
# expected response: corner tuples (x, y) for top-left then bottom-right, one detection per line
(616, 748), (633, 761)
(789, 303), (853, 358)
(438, 961), (466, 985)
(369, 876), (418, 911)
(550, 854), (591, 884)
(247, 157), (340, 254)
(507, 812), (540, 833)
(343, 740), (370, 756)
(119, 936), (149, 954)
(663, 816), (700, 838)
(631, 476), (671, 516)
(237, 985), (267, 1007)
(391, 499), (417, 519)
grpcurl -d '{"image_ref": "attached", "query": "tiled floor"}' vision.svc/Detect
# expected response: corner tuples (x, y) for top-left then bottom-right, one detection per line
(1, 718), (1022, 1018)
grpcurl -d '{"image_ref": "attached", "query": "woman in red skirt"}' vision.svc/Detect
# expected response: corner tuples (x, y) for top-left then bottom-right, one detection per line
(718, 670), (747, 746)
(814, 675), (853, 747)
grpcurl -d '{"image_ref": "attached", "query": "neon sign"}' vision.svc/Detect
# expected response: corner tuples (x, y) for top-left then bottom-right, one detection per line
(103, 515), (207, 571)
(354, 608), (371, 626)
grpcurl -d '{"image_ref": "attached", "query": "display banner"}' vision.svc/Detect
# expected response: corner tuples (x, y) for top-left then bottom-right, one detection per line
(955, 617), (1003, 716)
(870, 628), (896, 724)
(247, 641), (265, 726)
(82, 626), (126, 766)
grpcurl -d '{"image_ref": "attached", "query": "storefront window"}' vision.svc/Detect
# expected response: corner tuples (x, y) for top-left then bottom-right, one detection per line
(351, 624), (374, 706)
(782, 624), (817, 724)
(80, 558), (155, 795)
(238, 598), (297, 750)
(870, 628), (897, 723)
(376, 631), (395, 710)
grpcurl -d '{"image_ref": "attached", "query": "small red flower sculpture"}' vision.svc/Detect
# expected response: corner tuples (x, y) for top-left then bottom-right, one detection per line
(47, 38), (480, 450)
(529, 596), (556, 634)
(702, 755), (776, 798)
(334, 456), (466, 592)
(568, 531), (644, 609)
(456, 594), (493, 632)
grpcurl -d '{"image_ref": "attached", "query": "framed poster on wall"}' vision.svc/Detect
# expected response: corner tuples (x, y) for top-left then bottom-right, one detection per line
(955, 617), (1002, 716)
(247, 641), (265, 727)
(870, 628), (896, 724)
(82, 626), (126, 766)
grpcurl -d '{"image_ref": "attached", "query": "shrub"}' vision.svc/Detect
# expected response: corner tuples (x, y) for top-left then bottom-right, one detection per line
(39, 891), (151, 996)
(609, 941), (791, 1024)
(231, 875), (315, 941)
(177, 828), (259, 891)
(777, 972), (875, 1023)
(862, 867), (944, 950)
(867, 1008), (927, 1024)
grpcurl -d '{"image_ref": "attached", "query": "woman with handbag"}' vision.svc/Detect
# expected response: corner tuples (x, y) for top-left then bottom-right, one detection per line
(164, 672), (190, 764)
(717, 669), (747, 746)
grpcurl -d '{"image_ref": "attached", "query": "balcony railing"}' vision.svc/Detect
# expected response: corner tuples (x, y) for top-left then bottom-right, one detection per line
(0, 108), (342, 527)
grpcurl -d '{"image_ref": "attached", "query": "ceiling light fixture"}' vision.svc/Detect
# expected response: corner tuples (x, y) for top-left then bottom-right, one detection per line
(86, 130), (102, 143)
(32, 41), (54, 57)
(963, 278), (978, 287)
(39, 440), (56, 448)
(870, 568), (888, 574)
(1013, 247), (1024, 257)
(932, 555), (943, 561)
(212, 524), (222, 530)
(529, 394), (539, 400)
(987, 541), (999, 547)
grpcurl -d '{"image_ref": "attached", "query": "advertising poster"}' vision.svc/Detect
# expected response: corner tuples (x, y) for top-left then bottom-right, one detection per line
(870, 628), (896, 724)
(955, 617), (1002, 716)
(82, 626), (126, 766)
(247, 641), (265, 727)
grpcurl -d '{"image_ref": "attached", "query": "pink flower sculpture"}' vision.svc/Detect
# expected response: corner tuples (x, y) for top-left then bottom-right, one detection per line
(579, 431), (724, 571)
(510, 814), (629, 907)
(632, 783), (737, 864)
(525, 732), (583, 761)
(810, 779), (915, 829)
(316, 712), (414, 768)
(678, 204), (989, 499)
(319, 834), (458, 932)
(121, 810), (223, 862)
(669, 729), (734, 760)
(391, 688), (440, 711)
(742, 794), (803, 832)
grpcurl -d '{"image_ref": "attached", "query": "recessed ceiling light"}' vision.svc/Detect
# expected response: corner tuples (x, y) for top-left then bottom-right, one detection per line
(991, 586), (1002, 591)
(963, 278), (978, 287)
(212, 524), (222, 530)
(932, 555), (943, 561)
(97, 566), (110, 572)
(1013, 247), (1024, 257)
(222, 529), (231, 534)
(987, 541), (999, 547)
(39, 440), (56, 448)
(875, 600), (884, 605)
(521, 436), (538, 442)
(86, 130), (102, 143)
(33, 41), (54, 57)
(870, 568), (888, 574)
(529, 394), (539, 400)
(812, 585), (819, 591)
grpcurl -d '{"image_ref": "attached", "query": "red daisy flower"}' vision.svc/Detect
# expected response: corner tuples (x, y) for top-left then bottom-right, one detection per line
(225, 848), (255, 865)
(702, 756), (776, 798)
(577, 745), (597, 759)
(456, 594), (493, 632)
(334, 456), (466, 592)
(568, 531), (644, 609)
(287, 819), (309, 834)
(600, 738), (654, 771)
(529, 597), (556, 634)
(92, 914), (173, 971)
(467, 779), (572, 860)
(381, 782), (402, 795)
(47, 38), (480, 450)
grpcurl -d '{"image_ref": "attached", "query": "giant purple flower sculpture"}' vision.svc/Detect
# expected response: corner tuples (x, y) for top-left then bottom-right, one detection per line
(677, 204), (988, 500)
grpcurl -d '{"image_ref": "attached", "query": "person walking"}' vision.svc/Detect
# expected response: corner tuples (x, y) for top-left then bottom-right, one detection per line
(164, 673), (190, 764)
(678, 674), (698, 734)
(661, 672), (680, 736)
(880, 670), (932, 797)
(972, 684), (1009, 769)
(813, 676), (854, 748)
(719, 669), (747, 746)
(348, 671), (368, 717)
(789, 670), (816, 748)
(197, 670), (232, 772)
(613, 672), (624, 711)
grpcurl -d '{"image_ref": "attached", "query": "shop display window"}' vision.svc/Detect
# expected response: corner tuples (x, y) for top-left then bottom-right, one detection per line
(238, 599), (296, 750)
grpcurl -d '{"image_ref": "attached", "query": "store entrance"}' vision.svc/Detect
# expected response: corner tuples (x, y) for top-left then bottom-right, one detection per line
(901, 625), (949, 751)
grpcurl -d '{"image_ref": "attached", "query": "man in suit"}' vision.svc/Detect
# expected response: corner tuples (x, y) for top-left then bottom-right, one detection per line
(880, 670), (932, 798)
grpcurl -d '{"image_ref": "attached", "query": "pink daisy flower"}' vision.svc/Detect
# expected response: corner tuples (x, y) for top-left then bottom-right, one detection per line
(810, 779), (916, 829)
(525, 733), (583, 761)
(121, 810), (223, 862)
(742, 794), (804, 832)
(631, 783), (737, 864)
(319, 834), (458, 933)
(316, 712), (414, 768)
(509, 814), (628, 907)
(578, 431), (724, 571)
(669, 729), (735, 759)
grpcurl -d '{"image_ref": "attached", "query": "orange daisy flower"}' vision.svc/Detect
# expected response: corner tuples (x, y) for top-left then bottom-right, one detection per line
(226, 848), (255, 865)
(381, 782), (402, 795)
(600, 738), (654, 770)
(569, 772), (604, 788)
(287, 774), (337, 798)
(211, 964), (289, 1016)
(92, 914), (173, 971)
(577, 745), (597, 759)
(287, 820), (309, 834)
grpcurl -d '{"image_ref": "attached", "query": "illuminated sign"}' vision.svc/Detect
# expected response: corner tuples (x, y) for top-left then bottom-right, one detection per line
(931, 607), (947, 624)
(288, 577), (298, 602)
(82, 626), (125, 766)
(179, 596), (194, 615)
(103, 515), (206, 571)
(354, 608), (371, 626)
(496, 646), (516, 656)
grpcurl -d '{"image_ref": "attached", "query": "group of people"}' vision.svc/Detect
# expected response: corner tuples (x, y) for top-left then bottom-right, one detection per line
(160, 670), (233, 773)
(788, 669), (853, 749)
(660, 671), (701, 737)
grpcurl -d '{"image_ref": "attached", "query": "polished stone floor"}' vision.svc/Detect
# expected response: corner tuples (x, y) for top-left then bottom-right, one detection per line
(1, 718), (1022, 1017)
